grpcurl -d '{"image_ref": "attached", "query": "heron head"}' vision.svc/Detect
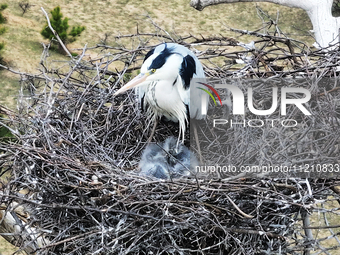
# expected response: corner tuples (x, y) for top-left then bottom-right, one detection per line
(114, 45), (183, 96)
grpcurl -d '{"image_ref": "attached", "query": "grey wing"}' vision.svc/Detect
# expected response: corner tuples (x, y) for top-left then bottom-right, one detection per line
(174, 44), (207, 120)
(188, 77), (208, 120)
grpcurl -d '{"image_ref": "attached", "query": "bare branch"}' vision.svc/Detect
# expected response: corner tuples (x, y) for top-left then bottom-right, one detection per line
(40, 7), (72, 58)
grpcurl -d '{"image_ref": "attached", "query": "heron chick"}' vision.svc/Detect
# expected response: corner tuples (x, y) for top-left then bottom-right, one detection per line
(138, 136), (198, 179)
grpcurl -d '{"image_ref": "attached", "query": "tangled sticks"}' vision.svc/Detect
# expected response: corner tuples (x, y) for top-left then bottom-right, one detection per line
(0, 20), (340, 254)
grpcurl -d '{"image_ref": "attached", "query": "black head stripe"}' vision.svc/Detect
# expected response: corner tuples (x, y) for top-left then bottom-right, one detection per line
(149, 44), (174, 70)
(185, 103), (190, 124)
(141, 94), (145, 112)
(143, 48), (155, 63)
(180, 55), (196, 89)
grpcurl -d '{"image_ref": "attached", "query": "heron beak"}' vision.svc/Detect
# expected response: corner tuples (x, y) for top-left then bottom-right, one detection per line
(114, 73), (149, 96)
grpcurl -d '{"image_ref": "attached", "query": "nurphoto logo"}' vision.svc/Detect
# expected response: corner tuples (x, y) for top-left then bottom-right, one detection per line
(198, 82), (311, 128)
(200, 83), (311, 116)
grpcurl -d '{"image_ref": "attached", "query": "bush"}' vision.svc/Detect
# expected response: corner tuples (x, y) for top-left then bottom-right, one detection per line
(41, 6), (85, 54)
(0, 3), (7, 24)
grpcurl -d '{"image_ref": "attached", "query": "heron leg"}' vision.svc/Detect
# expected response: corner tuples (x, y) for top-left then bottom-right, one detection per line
(147, 119), (158, 143)
(193, 120), (203, 164)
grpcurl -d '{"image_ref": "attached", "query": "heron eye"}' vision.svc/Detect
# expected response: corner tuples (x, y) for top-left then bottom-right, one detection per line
(150, 69), (156, 73)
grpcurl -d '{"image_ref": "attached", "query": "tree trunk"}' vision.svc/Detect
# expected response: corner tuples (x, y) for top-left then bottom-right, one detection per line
(190, 0), (340, 48)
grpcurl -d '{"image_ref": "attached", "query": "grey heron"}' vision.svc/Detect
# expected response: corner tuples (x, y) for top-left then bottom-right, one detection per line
(114, 43), (207, 156)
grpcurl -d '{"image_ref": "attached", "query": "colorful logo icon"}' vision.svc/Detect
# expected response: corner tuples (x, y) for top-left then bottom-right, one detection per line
(198, 82), (222, 106)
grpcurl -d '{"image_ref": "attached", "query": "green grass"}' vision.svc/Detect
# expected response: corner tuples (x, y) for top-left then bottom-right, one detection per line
(0, 73), (20, 109)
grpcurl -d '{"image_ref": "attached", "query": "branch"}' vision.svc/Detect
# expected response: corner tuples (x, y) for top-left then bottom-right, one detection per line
(40, 7), (73, 58)
(190, 0), (313, 11)
(0, 63), (44, 80)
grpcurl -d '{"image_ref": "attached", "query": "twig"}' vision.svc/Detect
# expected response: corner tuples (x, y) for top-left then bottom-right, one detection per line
(40, 7), (73, 58)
